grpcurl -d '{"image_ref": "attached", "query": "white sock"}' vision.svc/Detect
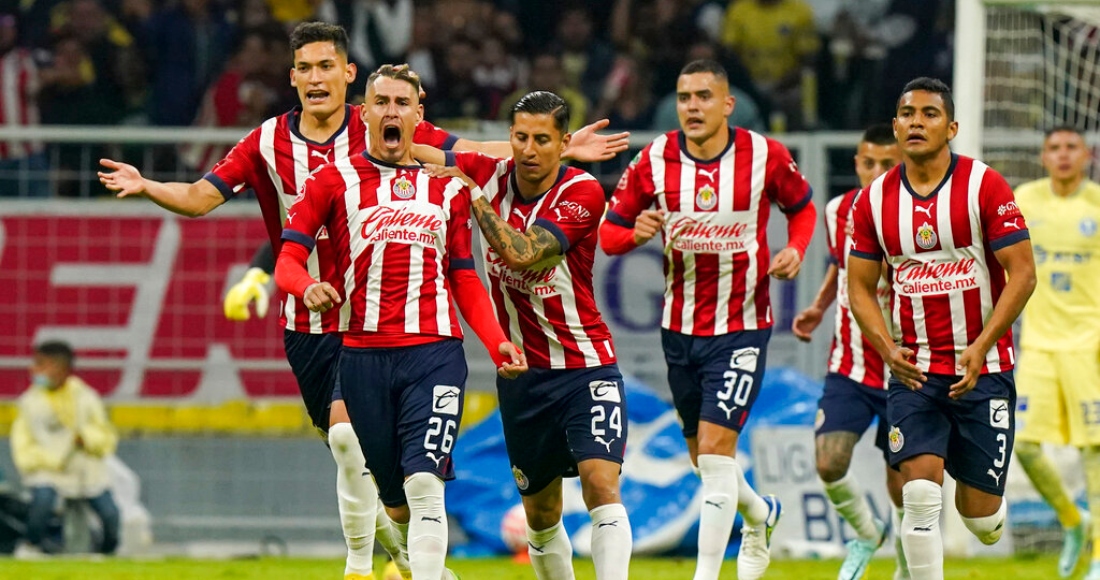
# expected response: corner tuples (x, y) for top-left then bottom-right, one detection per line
(405, 472), (448, 580)
(527, 520), (576, 580)
(901, 479), (944, 580)
(961, 499), (1006, 545)
(736, 460), (769, 526)
(328, 422), (376, 576)
(375, 503), (411, 576)
(895, 507), (909, 574)
(824, 473), (880, 541)
(694, 454), (740, 580)
(590, 503), (631, 580)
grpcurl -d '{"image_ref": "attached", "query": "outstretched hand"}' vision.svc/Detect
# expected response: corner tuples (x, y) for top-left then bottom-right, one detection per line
(497, 342), (527, 379)
(98, 159), (146, 198)
(564, 119), (630, 162)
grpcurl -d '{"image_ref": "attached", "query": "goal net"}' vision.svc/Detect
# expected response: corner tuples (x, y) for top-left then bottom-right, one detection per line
(980, 1), (1100, 185)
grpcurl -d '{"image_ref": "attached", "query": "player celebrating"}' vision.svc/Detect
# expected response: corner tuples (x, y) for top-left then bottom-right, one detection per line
(276, 64), (525, 580)
(421, 91), (632, 580)
(1011, 126), (1100, 580)
(847, 77), (1036, 580)
(791, 123), (907, 580)
(98, 20), (623, 580)
(599, 59), (817, 580)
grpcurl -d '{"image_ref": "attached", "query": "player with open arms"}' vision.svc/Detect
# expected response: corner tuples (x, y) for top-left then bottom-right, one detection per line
(275, 64), (526, 580)
(791, 123), (908, 580)
(598, 59), (817, 580)
(847, 77), (1036, 580)
(97, 21), (623, 580)
(420, 91), (632, 580)
(1011, 126), (1100, 580)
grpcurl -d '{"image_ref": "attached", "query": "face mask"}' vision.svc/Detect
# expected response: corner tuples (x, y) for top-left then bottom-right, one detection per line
(31, 373), (55, 389)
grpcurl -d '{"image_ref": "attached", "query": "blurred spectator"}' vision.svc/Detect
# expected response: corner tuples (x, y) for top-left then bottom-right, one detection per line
(721, 0), (819, 130)
(404, 2), (438, 92)
(592, 53), (654, 130)
(868, 0), (953, 122)
(316, 0), (411, 73)
(811, 0), (892, 128)
(265, 0), (317, 25)
(180, 30), (277, 172)
(0, 12), (48, 197)
(236, 0), (276, 31)
(52, 0), (138, 124)
(498, 51), (588, 132)
(473, 36), (525, 118)
(11, 341), (120, 555)
(430, 35), (491, 122)
(145, 0), (236, 126)
(551, 5), (614, 108)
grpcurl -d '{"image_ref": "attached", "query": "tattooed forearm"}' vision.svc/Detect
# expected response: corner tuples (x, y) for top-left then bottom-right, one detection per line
(471, 197), (562, 269)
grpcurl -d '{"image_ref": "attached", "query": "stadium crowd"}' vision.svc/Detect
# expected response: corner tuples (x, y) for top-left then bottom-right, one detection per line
(0, 0), (955, 196)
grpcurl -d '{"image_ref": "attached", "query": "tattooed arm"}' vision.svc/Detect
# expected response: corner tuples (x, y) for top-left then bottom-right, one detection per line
(470, 196), (563, 270)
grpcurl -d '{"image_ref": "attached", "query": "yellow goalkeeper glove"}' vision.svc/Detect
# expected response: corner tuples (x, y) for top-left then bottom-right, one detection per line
(223, 267), (271, 321)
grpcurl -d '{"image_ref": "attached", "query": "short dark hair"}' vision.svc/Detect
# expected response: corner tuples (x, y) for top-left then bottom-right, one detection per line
(897, 77), (954, 120)
(34, 340), (74, 369)
(1044, 125), (1085, 140)
(861, 123), (896, 147)
(679, 59), (728, 82)
(367, 63), (421, 95)
(289, 21), (348, 58)
(511, 91), (570, 134)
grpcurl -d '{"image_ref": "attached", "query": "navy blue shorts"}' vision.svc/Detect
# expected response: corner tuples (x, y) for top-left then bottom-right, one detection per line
(497, 364), (627, 496)
(339, 339), (468, 508)
(284, 330), (342, 432)
(816, 372), (889, 462)
(662, 328), (771, 437)
(887, 372), (1015, 496)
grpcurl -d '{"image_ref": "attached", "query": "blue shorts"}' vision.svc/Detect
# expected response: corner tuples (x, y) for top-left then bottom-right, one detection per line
(662, 328), (772, 437)
(887, 372), (1015, 496)
(816, 372), (889, 462)
(283, 330), (342, 432)
(339, 339), (468, 508)
(497, 364), (627, 496)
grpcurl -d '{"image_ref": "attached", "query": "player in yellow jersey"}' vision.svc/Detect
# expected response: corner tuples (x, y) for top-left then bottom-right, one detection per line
(1013, 126), (1100, 580)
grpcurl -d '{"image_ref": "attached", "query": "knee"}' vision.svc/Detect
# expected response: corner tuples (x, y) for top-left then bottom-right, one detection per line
(816, 454), (849, 483)
(1015, 440), (1042, 463)
(902, 479), (942, 525)
(404, 472), (444, 504)
(579, 469), (621, 510)
(962, 500), (1006, 545)
(327, 422), (363, 464)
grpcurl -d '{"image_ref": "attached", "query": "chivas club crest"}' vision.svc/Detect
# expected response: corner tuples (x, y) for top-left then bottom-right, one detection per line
(696, 185), (717, 210)
(915, 222), (938, 249)
(392, 176), (415, 199)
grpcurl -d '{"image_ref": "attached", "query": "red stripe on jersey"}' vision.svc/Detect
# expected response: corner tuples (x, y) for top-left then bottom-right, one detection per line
(949, 160), (974, 248)
(879, 172), (903, 256)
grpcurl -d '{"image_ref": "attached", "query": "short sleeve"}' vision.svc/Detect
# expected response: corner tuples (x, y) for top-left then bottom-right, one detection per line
(980, 169), (1030, 251)
(281, 168), (334, 252)
(446, 183), (475, 271)
(848, 188), (883, 261)
(823, 196), (841, 262)
(452, 151), (510, 201)
(605, 149), (657, 228)
(765, 138), (813, 213)
(534, 177), (605, 254)
(204, 128), (262, 201)
(414, 120), (459, 151)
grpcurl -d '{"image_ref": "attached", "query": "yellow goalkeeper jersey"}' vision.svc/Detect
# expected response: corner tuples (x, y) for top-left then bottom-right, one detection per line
(1016, 178), (1100, 351)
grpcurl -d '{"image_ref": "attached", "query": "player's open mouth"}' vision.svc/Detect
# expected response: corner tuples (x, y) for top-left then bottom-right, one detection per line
(685, 118), (704, 129)
(306, 90), (329, 104)
(383, 125), (401, 146)
(906, 135), (926, 144)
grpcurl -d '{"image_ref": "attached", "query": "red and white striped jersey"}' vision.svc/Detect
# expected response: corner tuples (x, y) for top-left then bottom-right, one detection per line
(849, 155), (1030, 375)
(282, 153), (474, 345)
(453, 152), (616, 369)
(0, 47), (42, 159)
(825, 190), (886, 388)
(606, 127), (813, 336)
(203, 104), (455, 333)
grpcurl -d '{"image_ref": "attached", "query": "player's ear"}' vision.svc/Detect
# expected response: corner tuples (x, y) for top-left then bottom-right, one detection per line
(289, 66), (297, 87)
(417, 103), (424, 123)
(346, 62), (357, 84)
(725, 93), (736, 117)
(946, 120), (959, 142)
(559, 131), (571, 155)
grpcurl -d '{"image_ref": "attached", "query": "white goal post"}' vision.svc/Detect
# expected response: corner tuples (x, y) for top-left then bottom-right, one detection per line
(955, 0), (1100, 182)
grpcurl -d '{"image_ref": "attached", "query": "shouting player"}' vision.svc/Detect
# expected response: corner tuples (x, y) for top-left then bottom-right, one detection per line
(275, 64), (525, 580)
(847, 77), (1036, 580)
(599, 59), (817, 580)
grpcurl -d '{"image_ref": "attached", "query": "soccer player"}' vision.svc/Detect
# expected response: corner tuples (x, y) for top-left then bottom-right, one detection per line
(98, 21), (624, 579)
(1011, 126), (1100, 580)
(847, 77), (1036, 580)
(599, 59), (817, 580)
(275, 64), (525, 580)
(791, 123), (907, 579)
(420, 90), (633, 580)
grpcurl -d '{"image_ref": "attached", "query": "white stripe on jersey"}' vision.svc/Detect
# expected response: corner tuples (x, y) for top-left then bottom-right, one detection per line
(967, 162), (1002, 373)
(742, 131), (768, 328)
(675, 148), (697, 334)
(402, 172), (430, 334)
(339, 158), (365, 332)
(433, 174), (463, 335)
(258, 118), (302, 330)
(939, 174), (971, 362)
(556, 258), (602, 367)
(362, 167), (393, 333)
(289, 131), (323, 333)
(713, 149), (736, 335)
(896, 190), (931, 369)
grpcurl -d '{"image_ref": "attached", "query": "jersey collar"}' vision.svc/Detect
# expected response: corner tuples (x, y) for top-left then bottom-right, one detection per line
(677, 126), (735, 164)
(900, 153), (959, 200)
(509, 165), (568, 205)
(288, 104), (352, 146)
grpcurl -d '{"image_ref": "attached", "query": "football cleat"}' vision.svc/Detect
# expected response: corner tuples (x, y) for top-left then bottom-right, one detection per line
(737, 495), (782, 580)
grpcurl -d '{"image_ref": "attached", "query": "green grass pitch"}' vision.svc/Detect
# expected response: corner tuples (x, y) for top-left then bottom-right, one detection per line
(0, 554), (1065, 579)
